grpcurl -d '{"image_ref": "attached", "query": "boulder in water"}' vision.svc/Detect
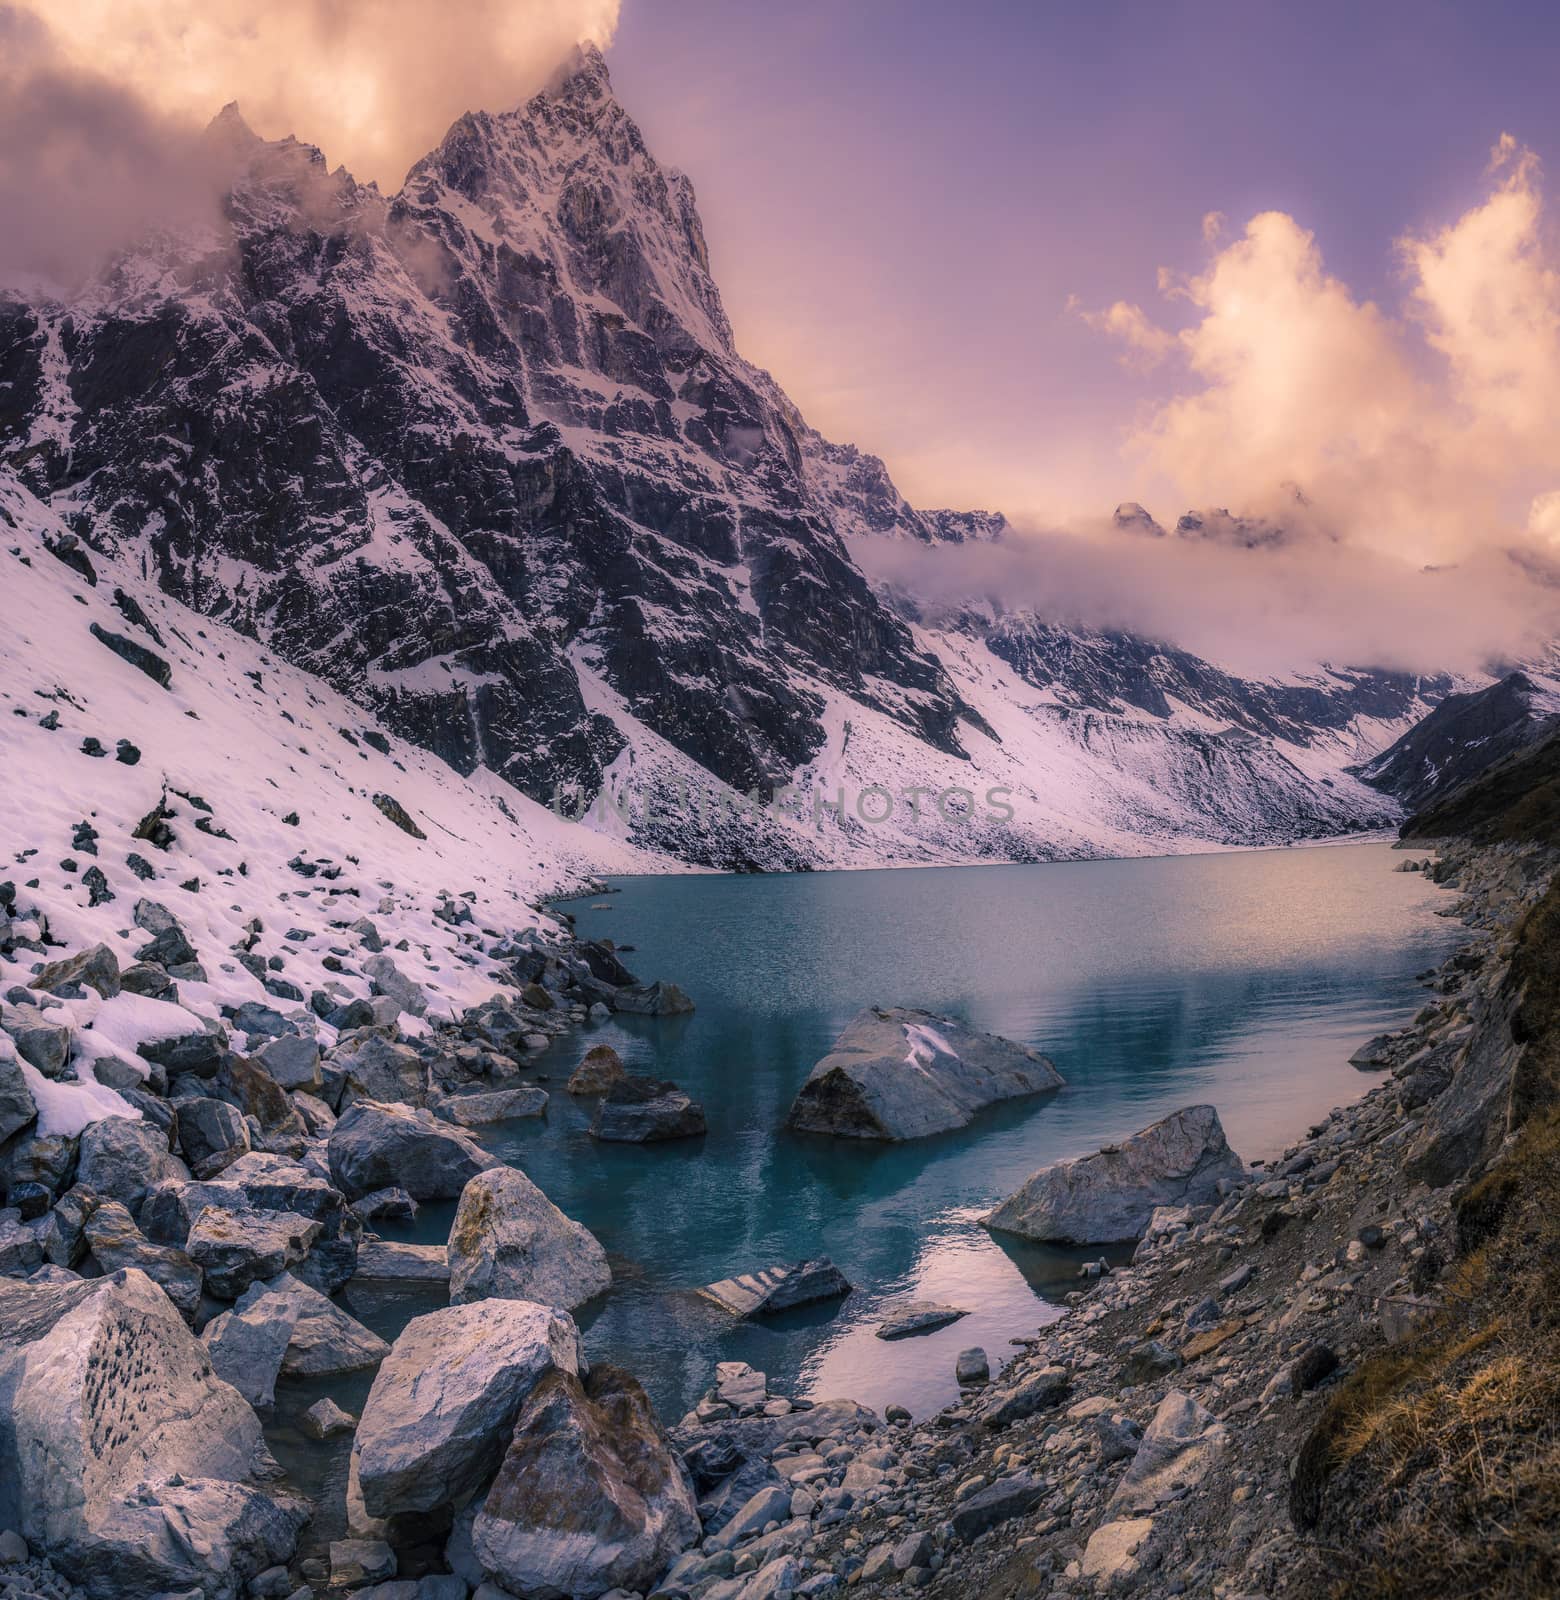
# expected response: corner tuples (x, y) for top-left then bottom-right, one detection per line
(328, 1099), (498, 1199)
(700, 1258), (853, 1318)
(787, 1007), (1062, 1141)
(448, 1165), (611, 1311)
(589, 1075), (706, 1142)
(984, 1104), (1244, 1245)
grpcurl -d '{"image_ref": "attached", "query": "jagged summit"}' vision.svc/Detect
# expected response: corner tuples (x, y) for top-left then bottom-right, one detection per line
(0, 53), (1458, 867)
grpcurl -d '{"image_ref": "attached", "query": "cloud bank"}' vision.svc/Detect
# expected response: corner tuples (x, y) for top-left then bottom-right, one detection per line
(1, 0), (618, 286)
(855, 523), (1560, 681)
(1077, 135), (1560, 565)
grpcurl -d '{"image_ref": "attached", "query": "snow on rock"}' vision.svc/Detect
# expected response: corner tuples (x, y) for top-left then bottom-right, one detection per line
(0, 471), (658, 1065)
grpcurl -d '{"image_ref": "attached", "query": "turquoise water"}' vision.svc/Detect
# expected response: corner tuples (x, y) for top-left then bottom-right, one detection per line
(368, 843), (1460, 1424)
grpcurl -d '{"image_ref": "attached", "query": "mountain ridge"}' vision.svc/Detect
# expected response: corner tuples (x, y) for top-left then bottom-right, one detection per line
(0, 43), (1461, 867)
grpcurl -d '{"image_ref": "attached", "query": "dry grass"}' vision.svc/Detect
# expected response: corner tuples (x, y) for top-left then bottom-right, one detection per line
(1289, 873), (1560, 1600)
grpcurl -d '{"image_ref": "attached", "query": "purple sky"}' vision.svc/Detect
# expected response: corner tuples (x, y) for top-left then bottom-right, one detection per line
(605, 0), (1560, 521)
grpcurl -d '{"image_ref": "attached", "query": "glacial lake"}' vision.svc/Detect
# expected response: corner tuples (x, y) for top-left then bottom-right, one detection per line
(356, 842), (1461, 1426)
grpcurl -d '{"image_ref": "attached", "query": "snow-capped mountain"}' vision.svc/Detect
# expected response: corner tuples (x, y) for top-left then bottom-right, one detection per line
(0, 45), (1455, 867)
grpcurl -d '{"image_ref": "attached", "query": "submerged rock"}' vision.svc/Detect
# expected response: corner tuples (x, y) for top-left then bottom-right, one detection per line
(874, 1301), (969, 1340)
(700, 1257), (853, 1318)
(590, 1075), (707, 1142)
(470, 1364), (700, 1598)
(787, 1006), (1063, 1141)
(984, 1104), (1244, 1244)
(448, 1165), (611, 1311)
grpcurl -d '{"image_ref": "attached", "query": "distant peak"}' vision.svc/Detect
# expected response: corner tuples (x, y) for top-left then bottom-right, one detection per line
(207, 101), (257, 139)
(543, 39), (613, 100)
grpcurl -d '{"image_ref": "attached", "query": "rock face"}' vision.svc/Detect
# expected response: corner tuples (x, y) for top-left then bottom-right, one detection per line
(787, 1008), (1063, 1141)
(448, 1165), (611, 1311)
(328, 1099), (498, 1199)
(699, 1258), (853, 1318)
(471, 1364), (700, 1599)
(590, 1076), (707, 1142)
(0, 1270), (303, 1600)
(355, 1300), (584, 1519)
(984, 1104), (1244, 1244)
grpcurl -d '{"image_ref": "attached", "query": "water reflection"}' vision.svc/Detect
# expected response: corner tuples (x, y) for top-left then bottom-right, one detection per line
(376, 843), (1458, 1421)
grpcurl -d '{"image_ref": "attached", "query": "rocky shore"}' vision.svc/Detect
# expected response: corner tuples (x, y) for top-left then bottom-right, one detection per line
(2, 831), (1552, 1600)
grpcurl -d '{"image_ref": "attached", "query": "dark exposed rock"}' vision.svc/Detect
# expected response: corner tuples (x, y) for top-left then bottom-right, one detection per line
(590, 1074), (707, 1142)
(88, 622), (171, 687)
(370, 792), (426, 839)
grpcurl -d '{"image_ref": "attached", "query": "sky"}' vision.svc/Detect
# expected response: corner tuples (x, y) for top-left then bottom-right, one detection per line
(602, 0), (1560, 536)
(5, 0), (1560, 669)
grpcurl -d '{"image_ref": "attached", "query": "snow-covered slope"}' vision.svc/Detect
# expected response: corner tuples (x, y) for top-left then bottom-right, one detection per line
(0, 45), (1458, 868)
(0, 469), (656, 1098)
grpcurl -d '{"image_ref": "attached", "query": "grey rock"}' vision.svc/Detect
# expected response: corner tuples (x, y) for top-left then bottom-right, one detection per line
(185, 1205), (322, 1298)
(954, 1347), (989, 1386)
(0, 1269), (304, 1599)
(1110, 1390), (1228, 1513)
(202, 1289), (296, 1409)
(1122, 1339), (1183, 1384)
(873, 1301), (968, 1340)
(330, 1539), (395, 1586)
(700, 1258), (852, 1318)
(470, 1364), (700, 1598)
(981, 1365), (1070, 1429)
(703, 1484), (794, 1553)
(355, 1299), (584, 1519)
(352, 1186), (417, 1222)
(447, 1165), (611, 1311)
(0, 1210), (44, 1276)
(352, 1239), (451, 1282)
(787, 1007), (1062, 1141)
(1096, 1411), (1145, 1463)
(254, 1033), (322, 1092)
(132, 899), (198, 969)
(610, 981), (694, 1016)
(362, 954), (428, 1018)
(0, 1047), (37, 1143)
(984, 1104), (1244, 1244)
(329, 1101), (498, 1200)
(82, 1201), (203, 1320)
(5, 1013), (71, 1077)
(590, 1075), (707, 1142)
(947, 1474), (1044, 1542)
(434, 1086), (548, 1126)
(77, 1116), (189, 1210)
(175, 1097), (252, 1178)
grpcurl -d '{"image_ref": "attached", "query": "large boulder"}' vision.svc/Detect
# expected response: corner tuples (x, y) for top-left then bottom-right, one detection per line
(82, 1200), (203, 1320)
(32, 944), (121, 999)
(362, 954), (428, 1018)
(355, 1299), (584, 1519)
(589, 1077), (706, 1143)
(1109, 1390), (1228, 1512)
(984, 1105), (1244, 1244)
(787, 1007), (1063, 1141)
(185, 1205), (322, 1298)
(174, 1096), (251, 1178)
(329, 1101), (499, 1200)
(139, 1151), (360, 1291)
(332, 1032), (428, 1108)
(435, 1086), (549, 1126)
(0, 1043), (37, 1143)
(471, 1364), (700, 1599)
(448, 1166), (611, 1311)
(203, 1270), (388, 1405)
(77, 1116), (189, 1211)
(0, 1270), (304, 1599)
